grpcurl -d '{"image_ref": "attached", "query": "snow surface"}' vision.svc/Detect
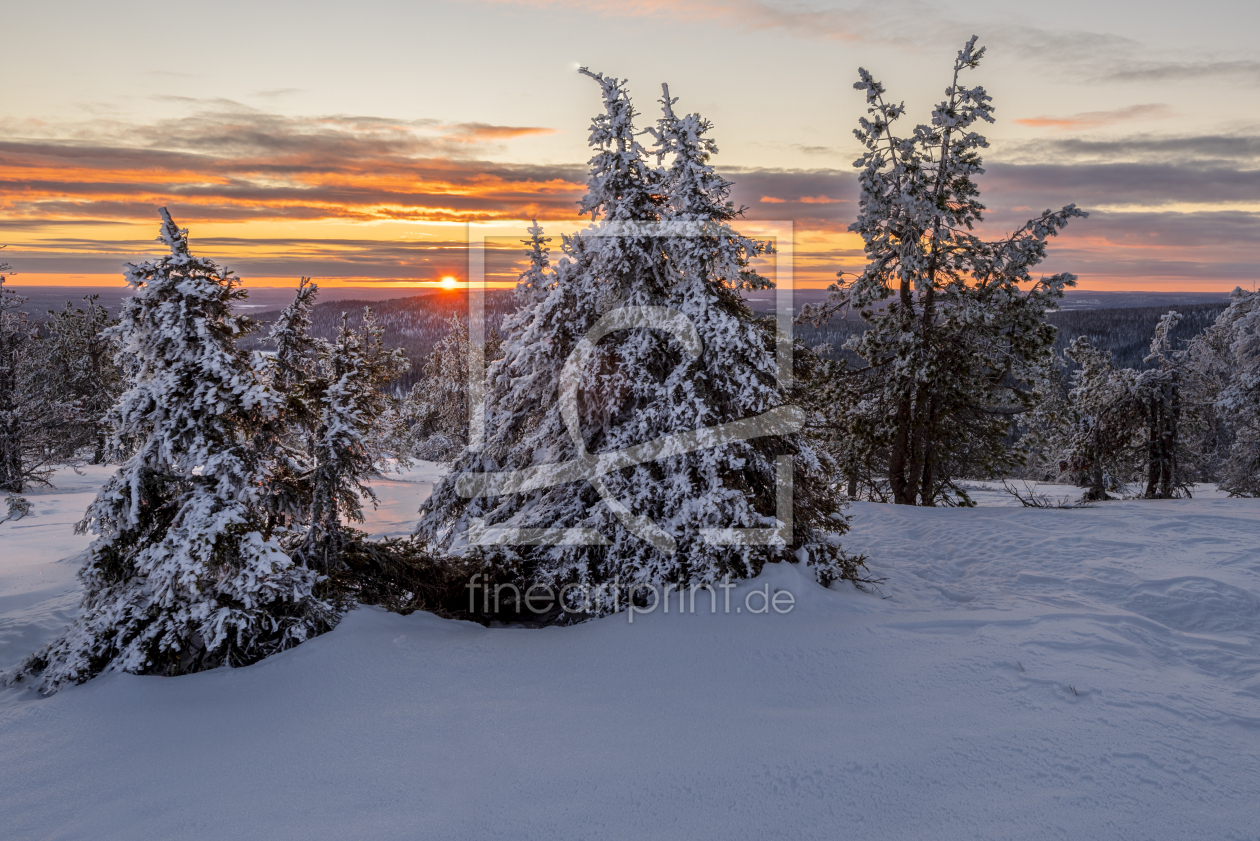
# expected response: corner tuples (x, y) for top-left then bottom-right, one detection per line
(2, 466), (1260, 840)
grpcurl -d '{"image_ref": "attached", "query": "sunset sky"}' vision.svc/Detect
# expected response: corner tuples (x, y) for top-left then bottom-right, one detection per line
(2, 0), (1257, 291)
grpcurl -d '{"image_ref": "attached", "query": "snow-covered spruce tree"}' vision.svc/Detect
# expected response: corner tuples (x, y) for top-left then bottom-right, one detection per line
(1177, 301), (1237, 483)
(1133, 312), (1189, 498)
(10, 211), (335, 692)
(1210, 287), (1260, 495)
(398, 314), (501, 462)
(417, 71), (864, 615)
(1058, 315), (1201, 501)
(298, 309), (409, 569)
(41, 295), (123, 464)
(257, 277), (325, 533)
(803, 38), (1085, 506)
(0, 269), (77, 494)
(515, 220), (554, 304)
(0, 266), (36, 492)
(270, 276), (322, 390)
(1060, 336), (1142, 500)
(263, 281), (444, 609)
(1010, 361), (1075, 482)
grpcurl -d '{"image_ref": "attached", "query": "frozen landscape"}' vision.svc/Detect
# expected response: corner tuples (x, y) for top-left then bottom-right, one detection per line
(3, 466), (1258, 840)
(3, 9), (1259, 838)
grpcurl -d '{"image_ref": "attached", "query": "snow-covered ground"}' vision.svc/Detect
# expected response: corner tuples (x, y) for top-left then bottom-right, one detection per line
(2, 467), (1259, 840)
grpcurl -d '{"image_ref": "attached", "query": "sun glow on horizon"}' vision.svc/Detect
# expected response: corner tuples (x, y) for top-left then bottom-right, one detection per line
(439, 275), (458, 289)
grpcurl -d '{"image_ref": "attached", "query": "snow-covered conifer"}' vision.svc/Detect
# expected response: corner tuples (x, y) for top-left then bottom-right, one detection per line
(1061, 337), (1141, 499)
(1133, 312), (1188, 498)
(398, 314), (500, 462)
(10, 210), (335, 692)
(299, 309), (409, 568)
(1058, 315), (1200, 501)
(416, 71), (864, 615)
(257, 277), (325, 531)
(0, 267), (35, 492)
(1210, 288), (1260, 495)
(516, 221), (554, 304)
(0, 270), (76, 492)
(804, 39), (1085, 505)
(270, 277), (321, 388)
(41, 295), (123, 464)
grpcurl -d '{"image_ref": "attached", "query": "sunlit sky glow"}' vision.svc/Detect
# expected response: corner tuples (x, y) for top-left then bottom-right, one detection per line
(2, 0), (1257, 292)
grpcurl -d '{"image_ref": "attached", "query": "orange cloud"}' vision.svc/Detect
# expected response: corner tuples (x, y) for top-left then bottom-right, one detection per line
(445, 123), (558, 142)
(0, 106), (1254, 293)
(1014, 104), (1171, 131)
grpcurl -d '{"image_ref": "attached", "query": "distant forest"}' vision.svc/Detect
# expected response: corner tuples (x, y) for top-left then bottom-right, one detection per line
(20, 287), (1230, 389)
(794, 302), (1230, 373)
(242, 290), (520, 392)
(1046, 303), (1230, 371)
(237, 291), (1229, 389)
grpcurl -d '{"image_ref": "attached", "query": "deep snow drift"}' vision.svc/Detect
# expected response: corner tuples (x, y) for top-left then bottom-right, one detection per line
(2, 467), (1259, 840)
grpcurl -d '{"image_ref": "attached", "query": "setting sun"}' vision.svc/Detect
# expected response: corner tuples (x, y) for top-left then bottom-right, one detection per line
(439, 275), (458, 289)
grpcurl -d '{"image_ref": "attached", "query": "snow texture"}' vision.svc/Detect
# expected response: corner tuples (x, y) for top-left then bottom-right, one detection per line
(2, 467), (1260, 840)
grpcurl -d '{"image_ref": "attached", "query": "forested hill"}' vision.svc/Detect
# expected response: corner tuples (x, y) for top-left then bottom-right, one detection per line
(793, 301), (1230, 372)
(244, 292), (1228, 387)
(14, 284), (1232, 387)
(242, 289), (519, 391)
(1047, 303), (1229, 371)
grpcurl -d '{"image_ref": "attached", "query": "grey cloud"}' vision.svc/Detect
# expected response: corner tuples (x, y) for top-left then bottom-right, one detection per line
(725, 166), (857, 225)
(251, 88), (304, 99)
(0, 236), (480, 280)
(2, 107), (555, 164)
(1098, 59), (1260, 84)
(995, 134), (1260, 167)
(793, 144), (841, 156)
(980, 162), (1260, 210)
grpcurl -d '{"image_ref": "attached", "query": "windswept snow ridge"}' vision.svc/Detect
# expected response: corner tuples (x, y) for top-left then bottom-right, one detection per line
(1, 469), (1258, 840)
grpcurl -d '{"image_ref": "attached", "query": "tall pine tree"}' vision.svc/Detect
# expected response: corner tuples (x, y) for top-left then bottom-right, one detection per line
(805, 38), (1085, 505)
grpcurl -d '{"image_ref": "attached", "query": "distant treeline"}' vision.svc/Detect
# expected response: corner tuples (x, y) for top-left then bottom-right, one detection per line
(242, 290), (520, 391)
(792, 302), (1231, 372)
(1047, 303), (1229, 371)
(240, 293), (1228, 386)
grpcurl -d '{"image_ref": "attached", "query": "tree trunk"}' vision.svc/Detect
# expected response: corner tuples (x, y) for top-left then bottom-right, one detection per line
(887, 289), (917, 505)
(1083, 422), (1110, 501)
(902, 400), (927, 506)
(1144, 380), (1181, 500)
(917, 395), (939, 506)
(1144, 398), (1161, 499)
(1158, 379), (1179, 498)
(888, 392), (913, 504)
